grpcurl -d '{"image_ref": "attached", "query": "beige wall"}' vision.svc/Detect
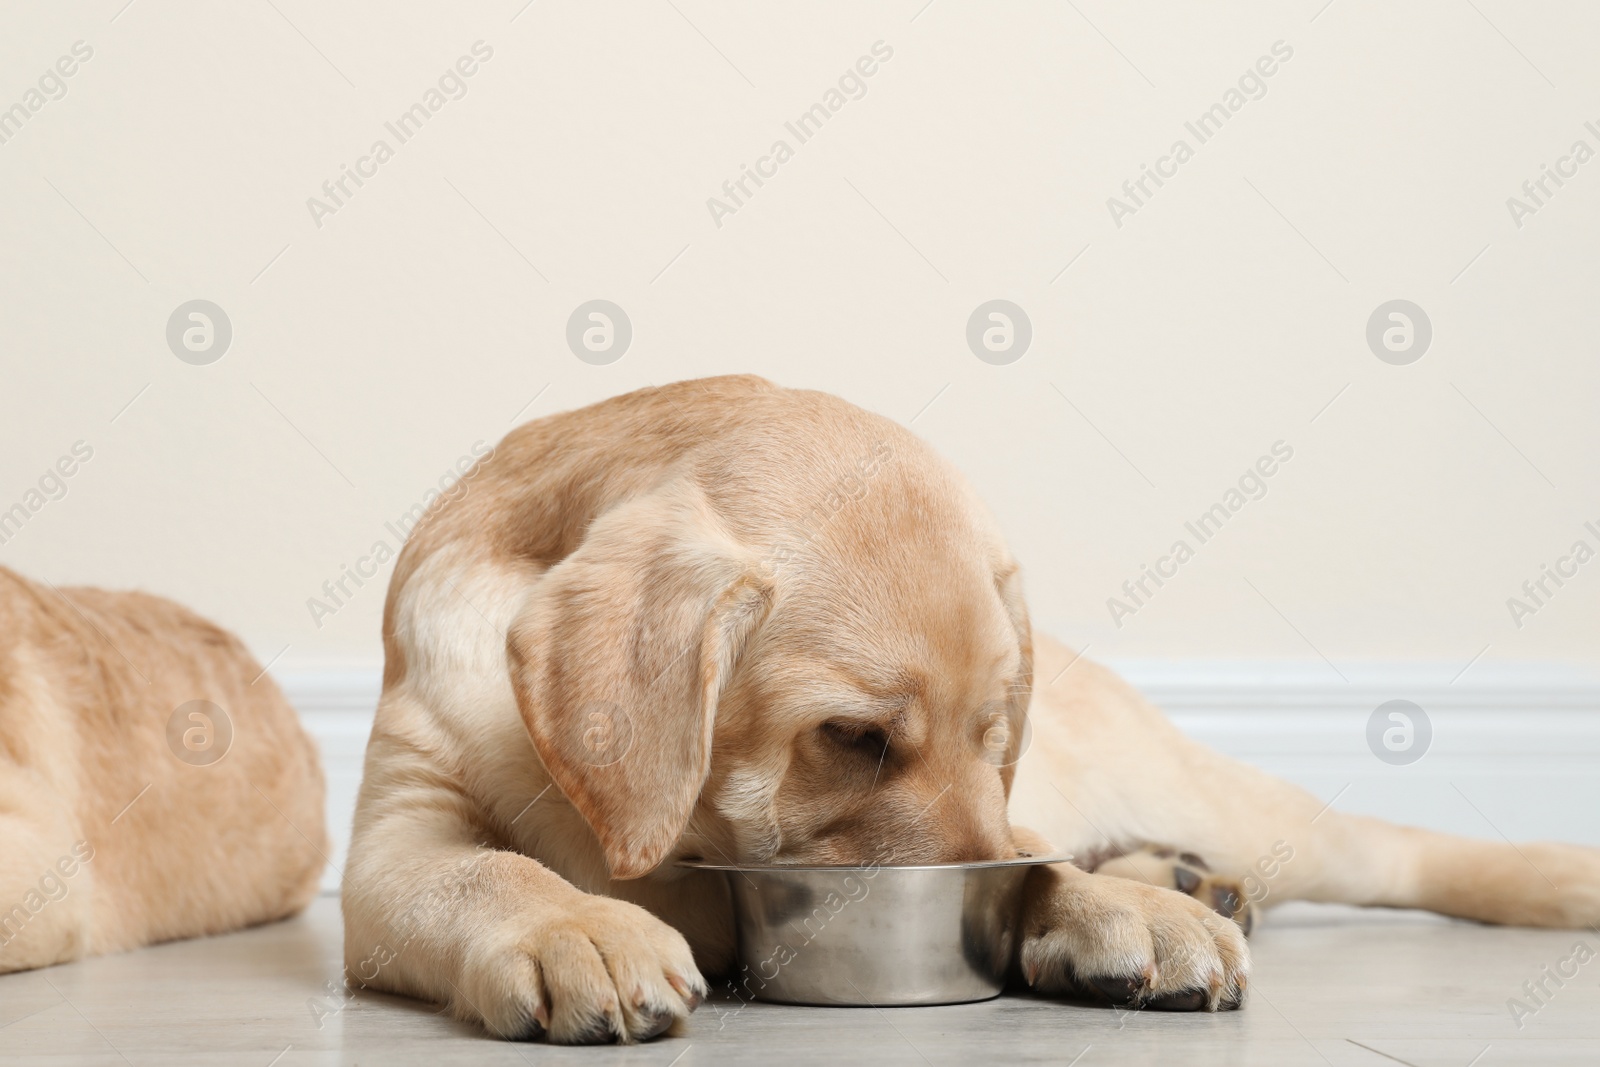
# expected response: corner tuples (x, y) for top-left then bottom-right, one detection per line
(2, 1), (1596, 674)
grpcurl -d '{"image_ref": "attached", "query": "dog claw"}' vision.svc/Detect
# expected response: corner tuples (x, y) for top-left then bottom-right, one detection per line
(668, 974), (704, 1010)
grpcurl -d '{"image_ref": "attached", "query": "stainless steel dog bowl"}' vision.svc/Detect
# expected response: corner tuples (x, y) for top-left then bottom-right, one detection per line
(682, 855), (1067, 1006)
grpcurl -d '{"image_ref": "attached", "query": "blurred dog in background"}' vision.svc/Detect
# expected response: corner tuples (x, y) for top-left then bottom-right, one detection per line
(0, 566), (325, 973)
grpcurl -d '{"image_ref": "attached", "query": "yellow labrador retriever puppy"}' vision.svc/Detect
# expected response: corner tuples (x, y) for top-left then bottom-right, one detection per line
(345, 375), (1600, 1042)
(0, 566), (325, 973)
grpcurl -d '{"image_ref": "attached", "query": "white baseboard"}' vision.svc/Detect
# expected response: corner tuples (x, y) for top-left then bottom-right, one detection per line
(280, 663), (1600, 893)
(280, 670), (381, 894)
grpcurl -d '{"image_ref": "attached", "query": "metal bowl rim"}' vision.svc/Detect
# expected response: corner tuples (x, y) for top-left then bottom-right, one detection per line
(674, 852), (1072, 873)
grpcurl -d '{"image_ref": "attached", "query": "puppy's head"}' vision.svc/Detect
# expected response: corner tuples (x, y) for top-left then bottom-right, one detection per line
(510, 426), (1030, 879)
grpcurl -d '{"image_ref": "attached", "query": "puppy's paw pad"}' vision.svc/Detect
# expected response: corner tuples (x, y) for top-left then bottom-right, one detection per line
(1146, 989), (1209, 1011)
(1087, 973), (1148, 1004)
(1022, 874), (1250, 1013)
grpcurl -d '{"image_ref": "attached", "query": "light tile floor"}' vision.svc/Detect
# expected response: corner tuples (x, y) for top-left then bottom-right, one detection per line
(2, 895), (1597, 1065)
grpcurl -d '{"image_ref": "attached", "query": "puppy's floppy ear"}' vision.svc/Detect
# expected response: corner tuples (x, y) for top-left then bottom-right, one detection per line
(508, 480), (771, 880)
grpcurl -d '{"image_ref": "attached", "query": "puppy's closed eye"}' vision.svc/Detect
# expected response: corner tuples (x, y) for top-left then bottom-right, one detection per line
(820, 721), (890, 760)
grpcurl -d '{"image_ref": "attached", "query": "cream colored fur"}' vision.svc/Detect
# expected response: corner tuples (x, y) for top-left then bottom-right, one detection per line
(342, 375), (1600, 1043)
(0, 566), (325, 974)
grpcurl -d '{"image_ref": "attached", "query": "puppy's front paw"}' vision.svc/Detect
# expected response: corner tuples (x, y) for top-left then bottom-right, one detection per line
(1093, 846), (1257, 935)
(1020, 869), (1249, 1011)
(457, 893), (707, 1043)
